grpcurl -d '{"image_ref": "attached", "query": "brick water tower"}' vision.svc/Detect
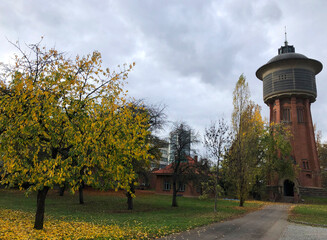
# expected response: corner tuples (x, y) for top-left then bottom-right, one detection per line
(256, 38), (324, 201)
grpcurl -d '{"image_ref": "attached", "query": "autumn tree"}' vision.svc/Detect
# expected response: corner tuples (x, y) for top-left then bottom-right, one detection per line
(316, 130), (327, 188)
(204, 118), (231, 211)
(124, 101), (166, 210)
(227, 74), (265, 207)
(169, 122), (198, 207)
(0, 41), (150, 229)
(59, 100), (155, 206)
(225, 75), (294, 205)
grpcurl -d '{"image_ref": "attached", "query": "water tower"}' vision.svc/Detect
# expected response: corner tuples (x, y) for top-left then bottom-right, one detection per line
(256, 37), (323, 201)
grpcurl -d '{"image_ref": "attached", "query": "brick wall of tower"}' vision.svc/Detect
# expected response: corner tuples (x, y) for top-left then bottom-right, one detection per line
(270, 97), (322, 188)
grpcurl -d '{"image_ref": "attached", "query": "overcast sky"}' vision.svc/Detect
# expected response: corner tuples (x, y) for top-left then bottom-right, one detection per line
(1, 0), (327, 155)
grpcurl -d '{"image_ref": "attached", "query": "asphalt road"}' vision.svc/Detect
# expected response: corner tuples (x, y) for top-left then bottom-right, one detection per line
(160, 204), (290, 240)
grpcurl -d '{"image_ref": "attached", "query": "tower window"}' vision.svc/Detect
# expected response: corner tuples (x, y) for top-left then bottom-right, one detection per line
(282, 108), (291, 122)
(297, 108), (305, 123)
(279, 74), (287, 80)
(302, 159), (309, 169)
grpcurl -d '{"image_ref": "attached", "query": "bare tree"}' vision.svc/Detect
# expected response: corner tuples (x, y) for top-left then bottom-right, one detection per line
(169, 122), (199, 207)
(204, 118), (231, 212)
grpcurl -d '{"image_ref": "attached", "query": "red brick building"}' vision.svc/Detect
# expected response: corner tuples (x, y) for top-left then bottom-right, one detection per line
(256, 39), (325, 201)
(152, 156), (201, 197)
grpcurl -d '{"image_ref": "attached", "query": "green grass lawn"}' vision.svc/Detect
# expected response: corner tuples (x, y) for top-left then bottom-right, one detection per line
(289, 197), (327, 226)
(0, 189), (263, 239)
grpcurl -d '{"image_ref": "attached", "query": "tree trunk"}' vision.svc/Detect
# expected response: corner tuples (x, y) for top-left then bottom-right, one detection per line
(59, 186), (65, 196)
(214, 169), (219, 212)
(172, 175), (178, 207)
(127, 192), (133, 210)
(127, 183), (135, 210)
(214, 189), (218, 212)
(79, 181), (84, 204)
(240, 196), (244, 207)
(239, 164), (247, 207)
(239, 175), (245, 207)
(34, 187), (49, 230)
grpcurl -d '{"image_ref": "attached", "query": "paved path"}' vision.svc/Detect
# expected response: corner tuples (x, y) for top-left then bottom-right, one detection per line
(280, 223), (327, 240)
(160, 204), (327, 240)
(160, 204), (291, 240)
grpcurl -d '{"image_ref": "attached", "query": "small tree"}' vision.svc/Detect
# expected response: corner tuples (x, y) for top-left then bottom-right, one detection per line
(261, 123), (294, 184)
(169, 122), (198, 207)
(249, 122), (294, 200)
(228, 74), (265, 207)
(204, 118), (231, 211)
(316, 130), (327, 188)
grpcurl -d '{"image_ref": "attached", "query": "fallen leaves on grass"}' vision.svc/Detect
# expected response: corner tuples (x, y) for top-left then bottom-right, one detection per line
(0, 209), (154, 239)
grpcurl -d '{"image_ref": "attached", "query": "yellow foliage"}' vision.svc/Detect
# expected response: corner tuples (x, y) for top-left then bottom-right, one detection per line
(0, 209), (154, 239)
(0, 43), (151, 196)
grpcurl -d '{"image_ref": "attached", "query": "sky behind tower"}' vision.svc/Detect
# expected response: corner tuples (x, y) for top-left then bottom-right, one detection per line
(1, 0), (327, 154)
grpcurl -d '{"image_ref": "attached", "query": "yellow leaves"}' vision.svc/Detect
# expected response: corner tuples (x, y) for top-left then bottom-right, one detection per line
(0, 42), (148, 199)
(0, 208), (151, 240)
(31, 112), (38, 122)
(0, 201), (190, 239)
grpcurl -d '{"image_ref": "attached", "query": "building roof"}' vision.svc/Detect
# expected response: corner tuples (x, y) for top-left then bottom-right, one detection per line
(256, 40), (323, 104)
(152, 156), (196, 175)
(256, 40), (323, 80)
(267, 52), (308, 64)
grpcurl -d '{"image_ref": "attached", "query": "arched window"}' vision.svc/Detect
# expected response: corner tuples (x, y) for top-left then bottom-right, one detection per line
(282, 108), (291, 123)
(297, 108), (305, 123)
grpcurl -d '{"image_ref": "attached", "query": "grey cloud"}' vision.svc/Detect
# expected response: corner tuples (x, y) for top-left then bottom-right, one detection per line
(112, 0), (284, 92)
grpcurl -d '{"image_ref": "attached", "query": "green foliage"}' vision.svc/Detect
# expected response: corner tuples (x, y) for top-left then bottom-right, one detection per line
(317, 133), (327, 188)
(261, 123), (295, 182)
(200, 180), (224, 200)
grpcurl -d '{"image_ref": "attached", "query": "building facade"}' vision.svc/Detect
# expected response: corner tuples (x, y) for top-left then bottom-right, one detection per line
(152, 156), (201, 197)
(256, 40), (324, 201)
